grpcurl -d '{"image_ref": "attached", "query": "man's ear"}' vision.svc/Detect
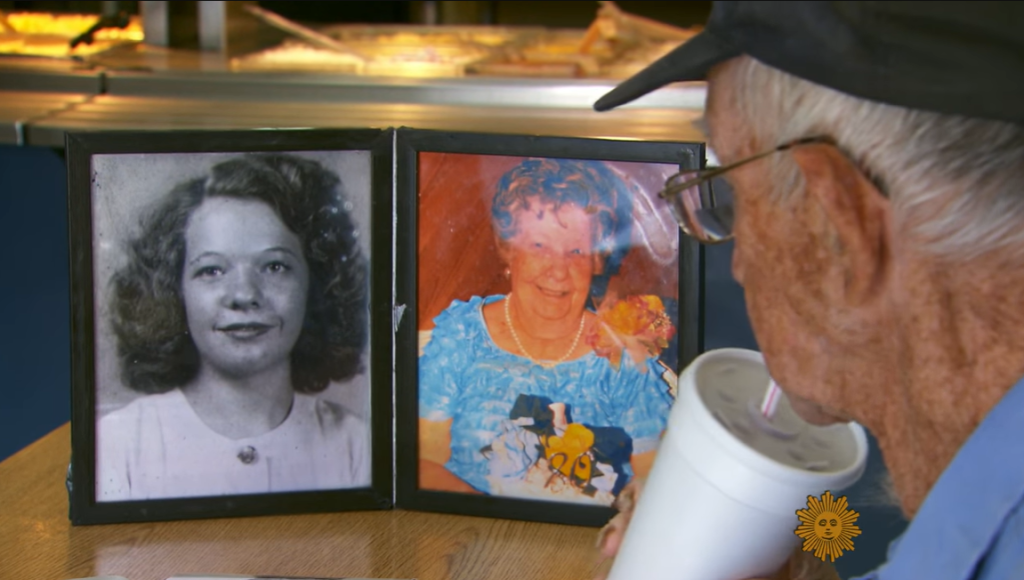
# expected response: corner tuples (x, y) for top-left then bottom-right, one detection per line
(790, 145), (892, 306)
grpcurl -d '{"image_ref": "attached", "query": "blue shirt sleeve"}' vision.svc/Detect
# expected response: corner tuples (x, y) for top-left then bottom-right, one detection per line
(418, 299), (477, 422)
(972, 498), (1024, 580)
(605, 358), (674, 455)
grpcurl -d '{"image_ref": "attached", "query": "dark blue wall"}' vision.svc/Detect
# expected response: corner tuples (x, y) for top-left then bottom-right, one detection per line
(0, 145), (71, 461)
(0, 145), (903, 577)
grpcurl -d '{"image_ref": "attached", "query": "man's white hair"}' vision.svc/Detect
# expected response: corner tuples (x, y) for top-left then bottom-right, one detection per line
(722, 56), (1024, 261)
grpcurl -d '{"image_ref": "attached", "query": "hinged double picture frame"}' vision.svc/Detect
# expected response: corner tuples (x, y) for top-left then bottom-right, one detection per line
(66, 127), (705, 527)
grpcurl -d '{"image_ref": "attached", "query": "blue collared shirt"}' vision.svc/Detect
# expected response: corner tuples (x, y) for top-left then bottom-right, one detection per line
(852, 375), (1024, 580)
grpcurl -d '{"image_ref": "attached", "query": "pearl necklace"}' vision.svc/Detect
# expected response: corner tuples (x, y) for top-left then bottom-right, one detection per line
(504, 293), (585, 369)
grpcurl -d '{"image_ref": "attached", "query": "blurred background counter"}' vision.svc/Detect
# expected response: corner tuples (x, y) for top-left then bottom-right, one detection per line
(0, 1), (711, 145)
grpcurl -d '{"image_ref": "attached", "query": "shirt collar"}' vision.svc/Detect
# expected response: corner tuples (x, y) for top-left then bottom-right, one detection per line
(875, 375), (1024, 580)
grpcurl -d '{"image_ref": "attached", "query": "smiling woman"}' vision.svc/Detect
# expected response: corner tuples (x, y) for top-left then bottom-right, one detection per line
(95, 153), (371, 502)
(418, 157), (678, 506)
(181, 198), (311, 394)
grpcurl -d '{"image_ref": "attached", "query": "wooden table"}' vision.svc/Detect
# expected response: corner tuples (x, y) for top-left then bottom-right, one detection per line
(1, 424), (608, 580)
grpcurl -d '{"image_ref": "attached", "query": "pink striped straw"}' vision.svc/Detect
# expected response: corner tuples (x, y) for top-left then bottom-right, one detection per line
(760, 379), (782, 419)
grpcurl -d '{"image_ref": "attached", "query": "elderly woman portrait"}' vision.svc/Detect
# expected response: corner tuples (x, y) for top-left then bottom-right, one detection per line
(418, 156), (679, 505)
(95, 152), (371, 502)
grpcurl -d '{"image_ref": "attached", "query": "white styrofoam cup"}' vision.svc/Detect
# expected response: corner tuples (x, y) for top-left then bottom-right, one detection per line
(605, 348), (869, 580)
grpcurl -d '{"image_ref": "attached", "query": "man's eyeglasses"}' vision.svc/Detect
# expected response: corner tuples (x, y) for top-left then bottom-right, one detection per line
(659, 136), (835, 244)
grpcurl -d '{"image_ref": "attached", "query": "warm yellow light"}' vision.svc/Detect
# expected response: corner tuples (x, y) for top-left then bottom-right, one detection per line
(0, 12), (143, 57)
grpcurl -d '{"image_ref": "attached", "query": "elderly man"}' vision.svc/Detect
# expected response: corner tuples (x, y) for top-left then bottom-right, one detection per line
(593, 2), (1024, 579)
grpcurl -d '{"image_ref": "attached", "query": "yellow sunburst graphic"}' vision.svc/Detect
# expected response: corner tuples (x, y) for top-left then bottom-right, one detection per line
(794, 491), (861, 562)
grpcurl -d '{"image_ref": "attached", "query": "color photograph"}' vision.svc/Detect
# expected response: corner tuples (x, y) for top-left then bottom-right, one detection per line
(395, 130), (703, 526)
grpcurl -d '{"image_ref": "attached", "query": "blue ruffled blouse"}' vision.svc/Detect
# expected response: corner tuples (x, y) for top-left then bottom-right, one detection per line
(419, 295), (676, 495)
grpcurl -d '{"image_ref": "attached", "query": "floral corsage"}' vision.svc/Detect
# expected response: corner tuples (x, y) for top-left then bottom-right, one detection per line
(586, 294), (676, 371)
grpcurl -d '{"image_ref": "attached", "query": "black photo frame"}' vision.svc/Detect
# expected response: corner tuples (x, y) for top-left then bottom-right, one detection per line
(67, 129), (394, 525)
(395, 128), (704, 527)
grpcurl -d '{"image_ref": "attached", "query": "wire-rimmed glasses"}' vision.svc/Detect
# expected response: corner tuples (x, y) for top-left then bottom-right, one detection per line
(659, 136), (835, 244)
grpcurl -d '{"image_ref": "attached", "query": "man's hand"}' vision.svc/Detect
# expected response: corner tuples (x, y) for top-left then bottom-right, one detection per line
(594, 479), (644, 580)
(593, 478), (841, 580)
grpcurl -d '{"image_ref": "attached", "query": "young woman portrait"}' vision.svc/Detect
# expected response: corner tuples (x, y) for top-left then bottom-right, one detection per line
(92, 151), (372, 502)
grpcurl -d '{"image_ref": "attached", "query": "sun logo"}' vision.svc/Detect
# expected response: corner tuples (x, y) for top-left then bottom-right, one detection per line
(794, 490), (861, 562)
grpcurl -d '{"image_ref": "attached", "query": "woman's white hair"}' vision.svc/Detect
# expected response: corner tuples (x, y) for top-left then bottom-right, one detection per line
(722, 56), (1024, 261)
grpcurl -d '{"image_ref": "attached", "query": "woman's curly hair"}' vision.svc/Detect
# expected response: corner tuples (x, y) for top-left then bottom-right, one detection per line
(110, 153), (368, 395)
(491, 158), (635, 303)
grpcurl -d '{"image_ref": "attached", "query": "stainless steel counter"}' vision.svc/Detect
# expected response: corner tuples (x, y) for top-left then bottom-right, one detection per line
(98, 69), (705, 109)
(24, 93), (704, 147)
(0, 91), (93, 145)
(0, 57), (104, 94)
(2, 50), (707, 149)
(0, 57), (103, 144)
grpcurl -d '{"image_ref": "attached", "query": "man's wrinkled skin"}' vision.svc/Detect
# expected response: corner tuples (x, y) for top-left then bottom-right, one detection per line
(595, 480), (643, 567)
(595, 57), (1024, 579)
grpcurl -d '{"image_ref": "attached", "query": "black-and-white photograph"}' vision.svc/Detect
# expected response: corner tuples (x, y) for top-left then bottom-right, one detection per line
(67, 130), (394, 525)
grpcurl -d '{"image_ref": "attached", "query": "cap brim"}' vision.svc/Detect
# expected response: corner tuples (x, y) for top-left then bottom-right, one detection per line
(593, 30), (740, 112)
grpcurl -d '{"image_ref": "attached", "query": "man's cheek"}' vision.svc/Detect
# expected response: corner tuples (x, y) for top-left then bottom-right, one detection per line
(731, 241), (747, 286)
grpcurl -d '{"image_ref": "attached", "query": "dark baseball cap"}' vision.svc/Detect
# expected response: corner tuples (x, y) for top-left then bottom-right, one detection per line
(594, 1), (1024, 124)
